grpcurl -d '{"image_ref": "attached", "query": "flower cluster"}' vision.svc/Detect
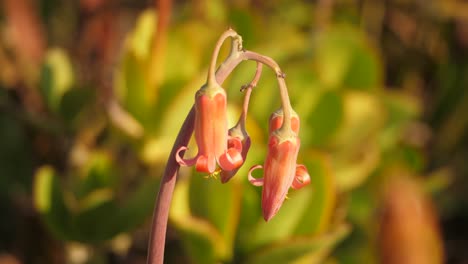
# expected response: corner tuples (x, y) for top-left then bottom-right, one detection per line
(176, 29), (310, 221)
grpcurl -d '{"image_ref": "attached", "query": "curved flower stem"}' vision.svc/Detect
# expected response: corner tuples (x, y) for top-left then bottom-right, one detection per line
(238, 62), (263, 125)
(146, 106), (194, 264)
(147, 33), (244, 264)
(147, 29), (295, 263)
(207, 29), (242, 85)
(241, 51), (293, 132)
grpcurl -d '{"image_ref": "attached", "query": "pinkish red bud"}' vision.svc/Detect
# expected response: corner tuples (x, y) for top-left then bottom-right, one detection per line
(248, 108), (310, 221)
(269, 108), (300, 133)
(291, 164), (311, 190)
(261, 133), (300, 221)
(220, 133), (251, 183)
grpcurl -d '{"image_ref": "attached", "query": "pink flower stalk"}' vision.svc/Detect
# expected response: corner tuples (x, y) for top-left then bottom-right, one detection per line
(249, 108), (310, 221)
(148, 29), (313, 264)
(220, 64), (261, 183)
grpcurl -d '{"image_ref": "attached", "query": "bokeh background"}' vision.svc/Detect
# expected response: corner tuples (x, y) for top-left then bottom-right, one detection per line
(0, 0), (467, 263)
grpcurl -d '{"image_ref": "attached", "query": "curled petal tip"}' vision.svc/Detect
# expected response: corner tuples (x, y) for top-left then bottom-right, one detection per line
(195, 155), (217, 174)
(218, 148), (243, 171)
(248, 165), (264, 186)
(220, 137), (251, 183)
(175, 146), (198, 167)
(227, 136), (243, 151)
(291, 164), (311, 190)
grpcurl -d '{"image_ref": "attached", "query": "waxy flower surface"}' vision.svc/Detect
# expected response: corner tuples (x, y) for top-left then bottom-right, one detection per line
(176, 82), (245, 174)
(249, 108), (310, 221)
(220, 124), (251, 183)
(173, 29), (310, 221)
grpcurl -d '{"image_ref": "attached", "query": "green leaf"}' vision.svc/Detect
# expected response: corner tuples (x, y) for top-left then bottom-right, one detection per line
(119, 51), (150, 125)
(170, 177), (227, 264)
(59, 87), (94, 125)
(76, 152), (117, 199)
(342, 46), (381, 90)
(307, 90), (344, 145)
(116, 177), (160, 231)
(334, 141), (380, 191)
(188, 172), (242, 261)
(333, 91), (385, 147)
(313, 29), (356, 88)
(73, 189), (119, 242)
(313, 26), (380, 91)
(245, 224), (350, 264)
(127, 10), (157, 62)
(242, 183), (312, 252)
(294, 154), (336, 236)
(380, 92), (421, 151)
(180, 226), (217, 264)
(34, 166), (73, 240)
(229, 8), (257, 45)
(40, 48), (74, 111)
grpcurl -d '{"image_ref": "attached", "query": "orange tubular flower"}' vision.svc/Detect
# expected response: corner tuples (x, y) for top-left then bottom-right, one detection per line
(175, 29), (248, 175)
(176, 82), (245, 174)
(249, 108), (310, 221)
(220, 71), (259, 183)
(220, 123), (251, 183)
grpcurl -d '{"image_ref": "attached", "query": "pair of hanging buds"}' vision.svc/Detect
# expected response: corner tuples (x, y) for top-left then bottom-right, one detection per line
(176, 80), (310, 221)
(175, 30), (310, 221)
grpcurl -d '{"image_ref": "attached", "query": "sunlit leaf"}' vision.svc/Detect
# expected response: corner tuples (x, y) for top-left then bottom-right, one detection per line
(245, 224), (350, 264)
(334, 91), (385, 147)
(313, 28), (356, 88)
(127, 10), (157, 62)
(294, 153), (336, 236)
(307, 90), (344, 145)
(188, 172), (242, 261)
(34, 166), (73, 240)
(170, 176), (228, 263)
(342, 43), (381, 90)
(75, 151), (117, 199)
(334, 140), (380, 191)
(242, 182), (312, 252)
(40, 48), (74, 111)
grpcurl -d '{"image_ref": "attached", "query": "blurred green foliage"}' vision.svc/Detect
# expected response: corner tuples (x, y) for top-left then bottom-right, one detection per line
(1, 0), (467, 263)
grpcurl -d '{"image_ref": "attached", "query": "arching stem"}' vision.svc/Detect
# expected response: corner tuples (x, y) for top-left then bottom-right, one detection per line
(238, 62), (263, 125)
(241, 51), (293, 132)
(207, 29), (242, 85)
(147, 29), (296, 264)
(147, 32), (245, 264)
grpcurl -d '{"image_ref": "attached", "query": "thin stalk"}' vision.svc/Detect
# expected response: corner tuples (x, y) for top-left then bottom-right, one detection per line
(207, 29), (242, 85)
(147, 35), (244, 264)
(241, 51), (293, 132)
(238, 62), (263, 125)
(146, 106), (195, 264)
(147, 29), (295, 264)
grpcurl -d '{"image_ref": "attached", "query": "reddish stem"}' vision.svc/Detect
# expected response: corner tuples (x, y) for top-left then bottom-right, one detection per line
(146, 106), (195, 264)
(146, 30), (295, 263)
(146, 36), (244, 264)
